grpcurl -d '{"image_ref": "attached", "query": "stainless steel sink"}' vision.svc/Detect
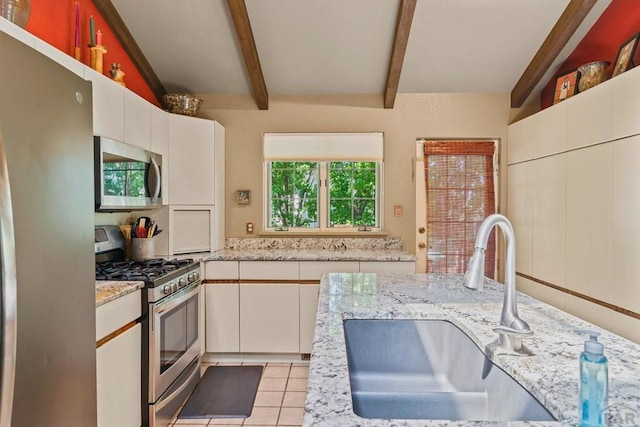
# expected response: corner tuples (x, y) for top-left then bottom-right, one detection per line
(343, 319), (556, 421)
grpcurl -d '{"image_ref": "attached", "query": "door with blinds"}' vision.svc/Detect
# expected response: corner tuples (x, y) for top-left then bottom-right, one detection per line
(422, 141), (497, 278)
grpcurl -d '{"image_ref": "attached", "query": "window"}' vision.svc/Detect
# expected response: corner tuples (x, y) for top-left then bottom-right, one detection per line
(264, 133), (383, 232)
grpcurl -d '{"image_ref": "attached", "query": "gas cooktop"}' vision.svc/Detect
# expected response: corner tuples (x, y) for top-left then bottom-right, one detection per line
(95, 258), (195, 282)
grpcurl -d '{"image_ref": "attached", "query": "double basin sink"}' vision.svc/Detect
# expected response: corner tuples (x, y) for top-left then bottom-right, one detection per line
(343, 319), (556, 422)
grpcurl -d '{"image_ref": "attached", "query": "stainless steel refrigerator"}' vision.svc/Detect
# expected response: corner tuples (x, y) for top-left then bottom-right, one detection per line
(0, 31), (97, 426)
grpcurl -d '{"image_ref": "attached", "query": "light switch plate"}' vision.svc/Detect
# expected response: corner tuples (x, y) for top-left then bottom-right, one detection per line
(394, 204), (403, 217)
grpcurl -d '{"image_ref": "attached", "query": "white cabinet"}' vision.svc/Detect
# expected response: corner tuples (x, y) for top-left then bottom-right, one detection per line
(169, 115), (224, 205)
(566, 80), (612, 149)
(360, 261), (415, 273)
(95, 290), (141, 427)
(299, 284), (320, 354)
(205, 260), (239, 280)
(240, 283), (300, 353)
(151, 107), (170, 203)
(611, 66), (640, 140)
(205, 283), (240, 352)
(86, 67), (125, 141)
(124, 90), (151, 150)
(240, 261), (299, 280)
(299, 261), (359, 280)
(96, 324), (141, 427)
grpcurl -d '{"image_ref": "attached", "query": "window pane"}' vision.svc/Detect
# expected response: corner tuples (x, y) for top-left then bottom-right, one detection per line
(269, 162), (318, 228)
(329, 162), (378, 228)
(353, 199), (375, 225)
(329, 199), (352, 226)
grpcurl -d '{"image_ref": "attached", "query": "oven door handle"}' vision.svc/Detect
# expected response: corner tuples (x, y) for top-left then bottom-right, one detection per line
(154, 362), (199, 412)
(155, 282), (200, 315)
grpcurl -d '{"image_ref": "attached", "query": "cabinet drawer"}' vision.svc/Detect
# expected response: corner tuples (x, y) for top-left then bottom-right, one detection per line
(299, 261), (359, 280)
(239, 261), (299, 280)
(96, 291), (141, 341)
(205, 261), (239, 280)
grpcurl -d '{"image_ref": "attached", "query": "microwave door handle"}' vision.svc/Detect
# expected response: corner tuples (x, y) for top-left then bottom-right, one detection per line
(148, 157), (161, 203)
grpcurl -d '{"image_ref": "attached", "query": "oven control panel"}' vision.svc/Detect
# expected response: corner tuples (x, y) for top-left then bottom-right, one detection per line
(148, 263), (201, 303)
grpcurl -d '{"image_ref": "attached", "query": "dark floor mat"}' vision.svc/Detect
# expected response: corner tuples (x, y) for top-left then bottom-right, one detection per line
(178, 365), (263, 418)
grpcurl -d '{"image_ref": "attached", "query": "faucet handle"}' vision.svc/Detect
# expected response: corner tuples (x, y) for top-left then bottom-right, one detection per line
(492, 325), (534, 337)
(493, 325), (533, 353)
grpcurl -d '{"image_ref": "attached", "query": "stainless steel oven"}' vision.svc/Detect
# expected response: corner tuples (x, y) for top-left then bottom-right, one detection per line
(95, 225), (202, 427)
(147, 268), (201, 427)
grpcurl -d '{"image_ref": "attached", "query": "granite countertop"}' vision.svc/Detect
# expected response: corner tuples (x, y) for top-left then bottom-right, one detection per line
(95, 280), (144, 307)
(186, 249), (416, 262)
(304, 273), (640, 426)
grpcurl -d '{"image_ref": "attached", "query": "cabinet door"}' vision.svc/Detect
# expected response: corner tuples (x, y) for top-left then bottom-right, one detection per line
(124, 90), (151, 150)
(240, 283), (300, 353)
(169, 114), (216, 205)
(360, 261), (416, 274)
(205, 283), (240, 352)
(299, 261), (359, 280)
(96, 324), (141, 427)
(86, 67), (125, 141)
(299, 284), (320, 354)
(150, 107), (170, 202)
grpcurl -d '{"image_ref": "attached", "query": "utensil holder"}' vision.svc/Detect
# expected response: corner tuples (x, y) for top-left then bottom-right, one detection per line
(131, 238), (154, 261)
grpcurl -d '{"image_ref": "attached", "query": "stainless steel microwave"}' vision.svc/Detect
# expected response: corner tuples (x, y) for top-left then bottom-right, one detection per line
(94, 136), (163, 212)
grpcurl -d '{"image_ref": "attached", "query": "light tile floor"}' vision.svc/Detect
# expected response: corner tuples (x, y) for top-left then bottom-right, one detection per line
(169, 362), (309, 427)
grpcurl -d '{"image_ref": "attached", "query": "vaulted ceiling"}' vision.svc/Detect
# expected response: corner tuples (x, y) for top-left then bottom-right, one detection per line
(99, 0), (611, 110)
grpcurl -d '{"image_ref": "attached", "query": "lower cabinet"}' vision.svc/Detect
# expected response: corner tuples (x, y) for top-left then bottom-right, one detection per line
(240, 283), (300, 353)
(96, 323), (141, 427)
(299, 284), (320, 353)
(205, 283), (240, 352)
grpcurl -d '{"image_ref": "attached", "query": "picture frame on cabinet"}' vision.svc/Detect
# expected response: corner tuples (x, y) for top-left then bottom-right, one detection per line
(237, 190), (251, 204)
(553, 69), (580, 104)
(612, 33), (639, 77)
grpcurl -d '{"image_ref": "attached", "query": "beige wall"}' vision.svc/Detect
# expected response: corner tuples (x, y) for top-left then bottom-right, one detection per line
(198, 93), (512, 252)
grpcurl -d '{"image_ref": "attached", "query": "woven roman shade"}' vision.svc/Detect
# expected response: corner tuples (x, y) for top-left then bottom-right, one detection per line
(424, 141), (496, 278)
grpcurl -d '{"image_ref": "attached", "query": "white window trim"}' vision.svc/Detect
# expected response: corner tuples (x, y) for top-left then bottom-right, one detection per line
(263, 132), (385, 233)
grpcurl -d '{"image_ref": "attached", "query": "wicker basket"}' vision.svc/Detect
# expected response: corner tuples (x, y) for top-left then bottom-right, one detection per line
(162, 93), (203, 116)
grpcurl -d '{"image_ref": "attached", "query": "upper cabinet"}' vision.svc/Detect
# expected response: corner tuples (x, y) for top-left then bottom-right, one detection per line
(85, 67), (125, 142)
(168, 115), (224, 206)
(124, 90), (151, 150)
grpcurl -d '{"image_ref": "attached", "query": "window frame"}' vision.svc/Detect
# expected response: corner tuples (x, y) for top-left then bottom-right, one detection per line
(264, 160), (384, 233)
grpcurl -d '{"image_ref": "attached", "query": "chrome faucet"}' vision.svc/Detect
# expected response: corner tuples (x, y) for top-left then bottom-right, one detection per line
(463, 214), (533, 352)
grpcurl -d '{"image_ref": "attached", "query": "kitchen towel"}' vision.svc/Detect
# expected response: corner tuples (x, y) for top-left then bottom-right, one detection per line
(179, 365), (263, 418)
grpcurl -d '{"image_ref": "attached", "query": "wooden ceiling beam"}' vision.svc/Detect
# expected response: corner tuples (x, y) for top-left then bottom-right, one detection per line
(226, 0), (269, 110)
(510, 0), (597, 108)
(384, 0), (417, 109)
(92, 0), (167, 104)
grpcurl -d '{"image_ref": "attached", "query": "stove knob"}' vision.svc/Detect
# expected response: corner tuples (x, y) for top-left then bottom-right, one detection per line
(171, 283), (178, 293)
(194, 272), (200, 281)
(188, 273), (195, 282)
(163, 285), (171, 295)
(179, 277), (187, 287)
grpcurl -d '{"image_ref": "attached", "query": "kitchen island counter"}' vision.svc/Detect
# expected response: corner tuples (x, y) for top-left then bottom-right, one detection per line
(305, 273), (640, 426)
(95, 280), (144, 307)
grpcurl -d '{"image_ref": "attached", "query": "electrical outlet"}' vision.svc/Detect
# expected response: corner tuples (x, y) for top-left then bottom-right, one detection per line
(394, 204), (404, 217)
(246, 222), (254, 234)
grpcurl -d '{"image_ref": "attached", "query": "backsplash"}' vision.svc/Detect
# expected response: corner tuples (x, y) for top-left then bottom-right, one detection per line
(224, 237), (403, 251)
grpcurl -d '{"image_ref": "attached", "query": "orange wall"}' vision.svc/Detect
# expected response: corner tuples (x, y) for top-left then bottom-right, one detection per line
(541, 0), (640, 108)
(25, 0), (161, 107)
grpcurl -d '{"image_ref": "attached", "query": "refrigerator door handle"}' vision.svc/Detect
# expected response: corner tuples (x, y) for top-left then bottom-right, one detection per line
(0, 129), (17, 427)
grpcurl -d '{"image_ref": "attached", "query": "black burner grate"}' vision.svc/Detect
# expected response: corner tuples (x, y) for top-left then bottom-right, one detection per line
(96, 258), (195, 282)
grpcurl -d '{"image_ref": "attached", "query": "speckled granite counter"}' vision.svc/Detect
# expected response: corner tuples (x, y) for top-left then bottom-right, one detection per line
(193, 248), (415, 262)
(304, 273), (640, 426)
(95, 280), (144, 307)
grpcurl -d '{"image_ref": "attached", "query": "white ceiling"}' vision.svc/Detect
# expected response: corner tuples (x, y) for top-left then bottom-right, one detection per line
(111, 0), (612, 101)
